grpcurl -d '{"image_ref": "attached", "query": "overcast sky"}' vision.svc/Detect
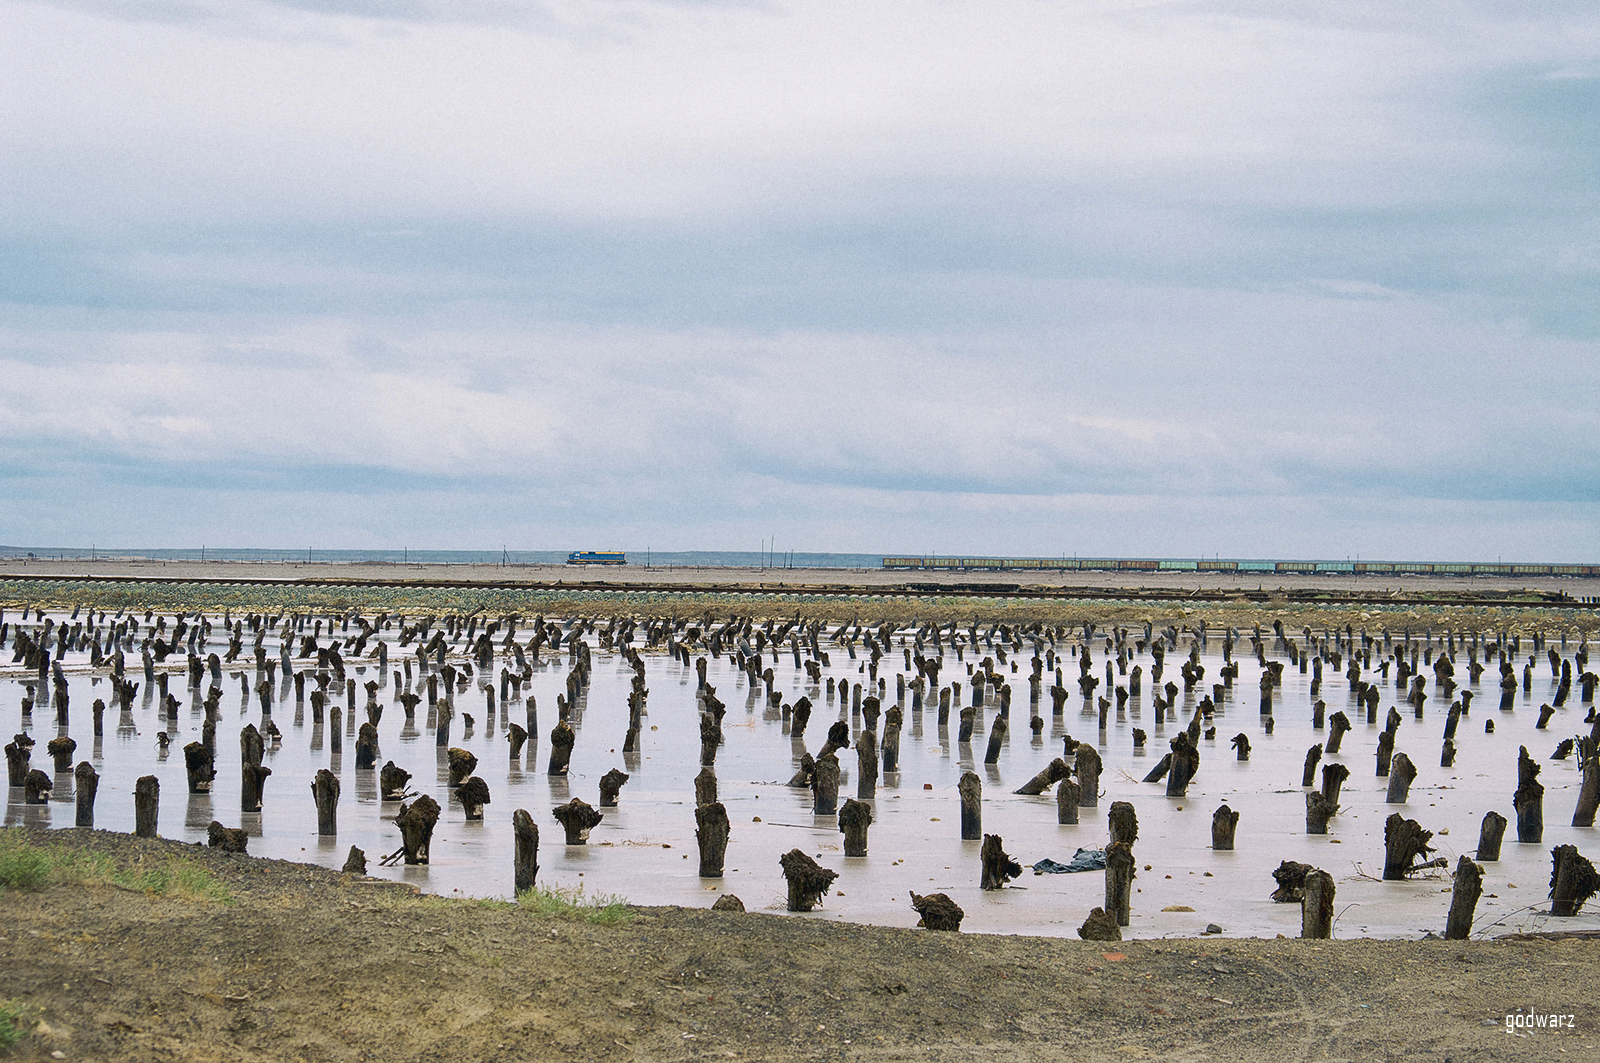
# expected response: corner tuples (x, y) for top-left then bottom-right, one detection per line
(2, 1), (1597, 559)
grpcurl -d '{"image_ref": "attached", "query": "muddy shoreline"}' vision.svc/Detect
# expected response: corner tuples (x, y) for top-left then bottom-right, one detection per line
(0, 827), (1593, 1062)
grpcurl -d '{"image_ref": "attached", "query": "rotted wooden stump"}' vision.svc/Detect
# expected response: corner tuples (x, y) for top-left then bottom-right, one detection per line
(1305, 791), (1338, 835)
(1232, 733), (1250, 761)
(1270, 860), (1314, 902)
(780, 848), (838, 911)
(957, 706), (976, 744)
(1056, 778), (1081, 824)
(553, 797), (603, 844)
(1141, 753), (1172, 784)
(507, 723), (528, 761)
(1301, 869), (1335, 939)
(1302, 744), (1323, 788)
(983, 715), (1007, 765)
(397, 794), (441, 864)
(1321, 762), (1350, 809)
(818, 720), (850, 760)
(1444, 855), (1484, 939)
(458, 776), (491, 820)
(183, 741), (215, 794)
(1212, 804), (1239, 850)
(1549, 844), (1600, 916)
(1571, 736), (1600, 827)
(1441, 739), (1456, 768)
(700, 714), (723, 767)
(695, 766), (719, 807)
(1077, 906), (1122, 941)
(447, 747), (478, 787)
(343, 846), (367, 875)
(1015, 757), (1069, 796)
(379, 761), (412, 801)
(1108, 800), (1138, 847)
(599, 768), (630, 807)
(910, 890), (964, 931)
(1514, 745), (1545, 843)
(5, 738), (32, 786)
(838, 798), (873, 857)
(1166, 734), (1199, 797)
(812, 753), (841, 816)
(134, 774), (159, 837)
(355, 723), (379, 769)
(1477, 811), (1508, 861)
(74, 761), (98, 827)
(857, 731), (878, 799)
(512, 808), (539, 892)
(47, 736), (76, 773)
(23, 768), (51, 804)
(1376, 730), (1395, 777)
(312, 768), (340, 836)
(207, 821), (248, 853)
(1104, 840), (1135, 925)
(1326, 711), (1351, 754)
(958, 771), (982, 839)
(881, 706), (903, 773)
(980, 833), (1022, 890)
(696, 801), (731, 875)
(547, 720), (575, 776)
(1383, 813), (1445, 880)
(1076, 745), (1102, 808)
(711, 894), (745, 912)
(1386, 752), (1417, 803)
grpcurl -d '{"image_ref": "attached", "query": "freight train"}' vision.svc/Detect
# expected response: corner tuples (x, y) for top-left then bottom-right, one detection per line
(880, 557), (1598, 576)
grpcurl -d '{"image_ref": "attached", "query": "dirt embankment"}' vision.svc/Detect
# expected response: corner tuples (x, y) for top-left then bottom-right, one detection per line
(0, 828), (1593, 1063)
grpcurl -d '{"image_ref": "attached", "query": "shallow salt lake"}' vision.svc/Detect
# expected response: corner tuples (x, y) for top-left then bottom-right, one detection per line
(5, 612), (1599, 942)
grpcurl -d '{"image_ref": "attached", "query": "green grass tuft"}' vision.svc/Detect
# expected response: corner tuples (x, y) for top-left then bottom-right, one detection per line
(0, 832), (233, 904)
(517, 883), (633, 926)
(0, 1000), (31, 1049)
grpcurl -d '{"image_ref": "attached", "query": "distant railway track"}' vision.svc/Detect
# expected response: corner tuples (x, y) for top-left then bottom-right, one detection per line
(0, 572), (1592, 610)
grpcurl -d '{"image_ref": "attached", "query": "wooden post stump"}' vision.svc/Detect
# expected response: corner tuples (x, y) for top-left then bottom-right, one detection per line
(1477, 811), (1508, 861)
(1015, 758), (1069, 796)
(1077, 906), (1121, 941)
(23, 768), (50, 804)
(46, 736), (75, 774)
(910, 891), (964, 931)
(1104, 840), (1135, 925)
(74, 761), (97, 827)
(183, 741), (214, 794)
(547, 720), (575, 776)
(1301, 869), (1335, 939)
(1321, 762), (1350, 808)
(1383, 813), (1443, 880)
(882, 706), (903, 773)
(342, 846), (367, 874)
(696, 801), (731, 875)
(1212, 804), (1239, 850)
(1232, 733), (1250, 761)
(1044, 774), (1076, 824)
(1305, 791), (1338, 835)
(207, 821), (248, 853)
(379, 761), (412, 801)
(1376, 730), (1395, 777)
(1386, 752), (1417, 803)
(958, 771), (982, 839)
(507, 722), (528, 761)
(599, 768), (630, 807)
(396, 794), (440, 864)
(695, 767), (719, 807)
(1166, 735), (1199, 797)
(512, 808), (539, 892)
(355, 723), (379, 769)
(838, 798), (872, 857)
(458, 776), (491, 820)
(1515, 746), (1544, 843)
(1572, 736), (1600, 827)
(983, 715), (1006, 765)
(553, 797), (602, 844)
(1549, 844), (1600, 916)
(980, 833), (1022, 890)
(1076, 745), (1102, 807)
(857, 731), (878, 799)
(447, 747), (478, 787)
(312, 768), (340, 835)
(1302, 744), (1323, 788)
(779, 848), (837, 911)
(134, 774), (159, 837)
(1444, 855), (1484, 939)
(1108, 800), (1138, 847)
(812, 753), (841, 815)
